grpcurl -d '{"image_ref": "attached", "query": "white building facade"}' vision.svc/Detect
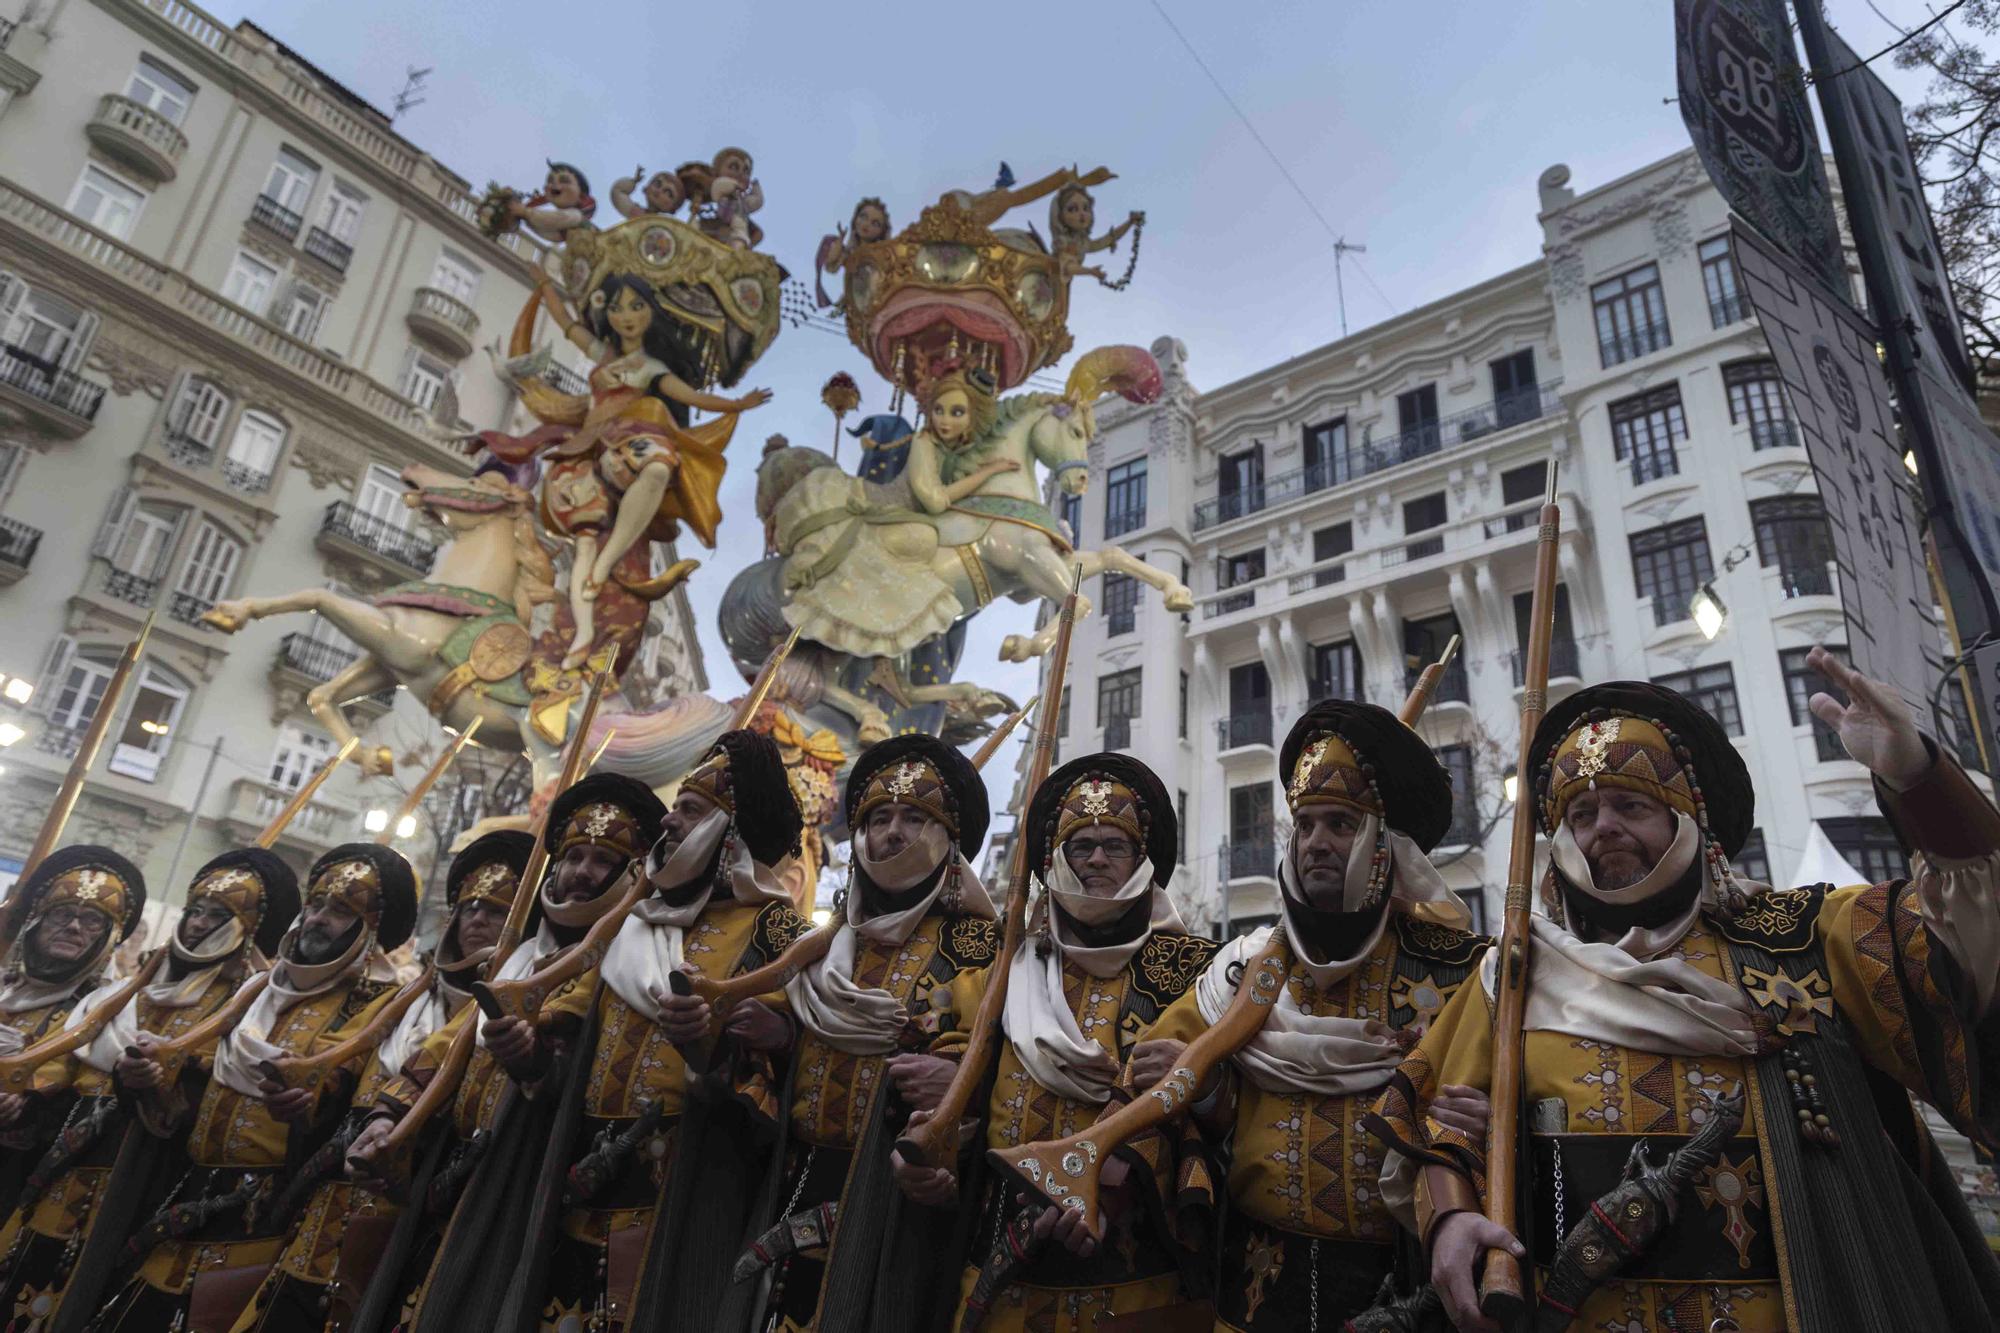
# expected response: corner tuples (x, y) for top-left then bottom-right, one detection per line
(0, 0), (704, 915)
(1036, 147), (1973, 940)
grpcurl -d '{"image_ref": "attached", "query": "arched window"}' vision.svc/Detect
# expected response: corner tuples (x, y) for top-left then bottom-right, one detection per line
(166, 375), (231, 459)
(176, 517), (244, 607)
(109, 660), (189, 782)
(223, 410), (285, 490)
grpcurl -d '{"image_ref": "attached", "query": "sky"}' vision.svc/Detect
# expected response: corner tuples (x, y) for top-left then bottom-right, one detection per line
(228, 0), (1953, 832)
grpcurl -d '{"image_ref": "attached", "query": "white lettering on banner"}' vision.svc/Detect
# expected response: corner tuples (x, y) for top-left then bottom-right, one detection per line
(1732, 222), (1945, 720)
(1818, 27), (1976, 394)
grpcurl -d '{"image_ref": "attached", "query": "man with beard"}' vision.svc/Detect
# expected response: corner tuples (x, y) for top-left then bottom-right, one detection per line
(533, 731), (810, 1332)
(1375, 655), (2000, 1333)
(232, 830), (535, 1332)
(0, 847), (293, 1331)
(910, 752), (1221, 1332)
(0, 847), (147, 1225)
(1134, 701), (1489, 1330)
(94, 843), (414, 1333)
(346, 774), (661, 1333)
(745, 733), (997, 1332)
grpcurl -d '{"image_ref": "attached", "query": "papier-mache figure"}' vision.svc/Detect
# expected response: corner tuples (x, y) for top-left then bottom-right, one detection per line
(508, 160), (597, 244)
(687, 146), (762, 249)
(609, 164), (687, 221)
(1048, 180), (1142, 281)
(814, 196), (891, 307)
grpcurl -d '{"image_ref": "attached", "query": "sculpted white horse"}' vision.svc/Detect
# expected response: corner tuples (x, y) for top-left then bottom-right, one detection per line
(767, 345), (1193, 691)
(201, 465), (730, 790)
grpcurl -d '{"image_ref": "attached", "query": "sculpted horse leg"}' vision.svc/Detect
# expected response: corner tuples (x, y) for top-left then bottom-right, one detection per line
(204, 588), (423, 671)
(989, 530), (1095, 663)
(1073, 545), (1195, 612)
(818, 679), (893, 746)
(304, 653), (398, 774)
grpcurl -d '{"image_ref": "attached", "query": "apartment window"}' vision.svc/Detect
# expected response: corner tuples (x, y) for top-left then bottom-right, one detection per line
(270, 725), (337, 792)
(1499, 460), (1547, 532)
(1609, 385), (1687, 485)
(318, 183), (367, 243)
(429, 250), (482, 303)
(110, 661), (189, 782)
(1780, 644), (1849, 762)
(1630, 518), (1714, 626)
(403, 352), (452, 412)
(1594, 262), (1671, 367)
(1218, 548), (1263, 614)
(110, 501), (181, 578)
(224, 410), (286, 485)
(1309, 639), (1363, 701)
(1652, 663), (1743, 736)
(1751, 496), (1835, 597)
(1103, 571), (1139, 636)
(1057, 490), (1082, 543)
(1513, 584), (1579, 682)
(356, 464), (414, 535)
(1098, 667), (1142, 749)
(222, 252), (280, 316)
(1404, 612), (1468, 702)
(1178, 671), (1188, 739)
(4, 288), (87, 366)
(1396, 384), (1441, 458)
(1310, 520), (1352, 586)
(125, 56), (195, 124)
(1217, 445), (1264, 523)
(1701, 235), (1747, 326)
(1437, 744), (1480, 845)
(1404, 491), (1447, 560)
(1724, 360), (1796, 450)
(1227, 783), (1275, 878)
(1734, 830), (1771, 885)
(167, 377), (230, 453)
(50, 651), (114, 732)
(1821, 817), (1906, 885)
(67, 165), (146, 239)
(176, 518), (243, 605)
(1056, 686), (1070, 737)
(1104, 458), (1147, 537)
(263, 148), (319, 215)
(1303, 417), (1350, 486)
(281, 284), (329, 342)
(1491, 349), (1539, 425)
(1223, 662), (1271, 748)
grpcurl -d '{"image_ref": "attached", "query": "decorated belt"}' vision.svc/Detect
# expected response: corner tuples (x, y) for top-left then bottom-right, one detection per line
(1214, 1204), (1397, 1329)
(1530, 1133), (1776, 1282)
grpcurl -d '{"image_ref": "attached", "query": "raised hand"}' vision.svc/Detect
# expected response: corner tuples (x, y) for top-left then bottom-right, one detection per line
(1805, 645), (1931, 788)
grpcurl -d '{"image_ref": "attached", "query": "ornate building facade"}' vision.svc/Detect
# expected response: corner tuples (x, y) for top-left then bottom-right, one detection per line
(0, 0), (704, 916)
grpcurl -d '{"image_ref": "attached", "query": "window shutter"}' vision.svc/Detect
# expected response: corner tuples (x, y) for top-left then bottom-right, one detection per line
(0, 273), (25, 344)
(59, 311), (99, 374)
(33, 634), (75, 715)
(90, 488), (134, 559)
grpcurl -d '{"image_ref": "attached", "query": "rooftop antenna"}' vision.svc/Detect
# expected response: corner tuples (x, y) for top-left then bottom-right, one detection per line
(1333, 237), (1366, 339)
(393, 66), (432, 120)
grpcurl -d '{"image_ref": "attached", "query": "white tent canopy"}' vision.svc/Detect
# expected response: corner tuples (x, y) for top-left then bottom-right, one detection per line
(1788, 821), (1867, 889)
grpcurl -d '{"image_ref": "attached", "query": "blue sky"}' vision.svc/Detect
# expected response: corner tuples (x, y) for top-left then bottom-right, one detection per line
(232, 0), (1947, 823)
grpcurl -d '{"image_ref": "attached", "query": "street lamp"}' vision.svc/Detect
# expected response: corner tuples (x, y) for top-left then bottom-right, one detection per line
(1, 678), (31, 706)
(0, 723), (23, 749)
(395, 814), (417, 840)
(1502, 773), (1520, 805)
(1690, 582), (1729, 640)
(363, 808), (390, 834)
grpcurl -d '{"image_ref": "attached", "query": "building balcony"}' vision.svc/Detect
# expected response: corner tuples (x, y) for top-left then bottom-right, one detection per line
(83, 93), (187, 183)
(1598, 321), (1672, 369)
(1750, 418), (1801, 451)
(1776, 561), (1835, 599)
(248, 193), (303, 244)
(1709, 292), (1750, 328)
(220, 455), (274, 493)
(1192, 381), (1563, 532)
(302, 226), (353, 274)
(34, 723), (81, 758)
(100, 566), (158, 608)
(1204, 587), (1255, 620)
(1221, 838), (1276, 882)
(316, 501), (436, 576)
(270, 632), (395, 721)
(0, 515), (41, 583)
(32, 721), (161, 781)
(162, 427), (214, 469)
(1403, 533), (1445, 563)
(406, 286), (479, 360)
(220, 776), (359, 851)
(167, 589), (212, 626)
(1103, 504), (1147, 539)
(1510, 638), (1582, 687)
(0, 343), (104, 438)
(1217, 712), (1273, 751)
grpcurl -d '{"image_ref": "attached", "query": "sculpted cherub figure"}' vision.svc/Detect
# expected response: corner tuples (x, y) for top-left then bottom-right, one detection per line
(1048, 181), (1142, 280)
(609, 165), (687, 220)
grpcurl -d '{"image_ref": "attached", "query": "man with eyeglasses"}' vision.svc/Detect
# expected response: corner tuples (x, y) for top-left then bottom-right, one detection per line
(1131, 701), (1490, 1330)
(907, 752), (1221, 1332)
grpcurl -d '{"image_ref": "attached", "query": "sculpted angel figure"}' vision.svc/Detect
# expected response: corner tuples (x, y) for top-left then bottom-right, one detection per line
(474, 274), (771, 666)
(814, 196), (891, 307)
(609, 164), (687, 220)
(1048, 181), (1142, 280)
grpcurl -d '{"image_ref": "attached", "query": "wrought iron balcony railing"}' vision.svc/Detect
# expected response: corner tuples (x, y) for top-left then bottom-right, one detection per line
(1510, 638), (1581, 686)
(248, 193), (303, 243)
(1216, 712), (1273, 749)
(1598, 320), (1672, 369)
(303, 226), (353, 273)
(0, 343), (105, 422)
(0, 516), (42, 571)
(101, 566), (159, 607)
(318, 501), (437, 572)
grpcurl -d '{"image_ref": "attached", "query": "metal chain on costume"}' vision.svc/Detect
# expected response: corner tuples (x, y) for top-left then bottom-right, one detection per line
(1309, 1237), (1320, 1333)
(758, 1145), (818, 1333)
(1092, 214), (1145, 291)
(1551, 1139), (1566, 1242)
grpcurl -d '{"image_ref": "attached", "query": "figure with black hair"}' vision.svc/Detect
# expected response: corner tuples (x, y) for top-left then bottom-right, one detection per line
(514, 732), (810, 1331)
(234, 831), (535, 1333)
(93, 844), (415, 1333)
(917, 752), (1221, 1331)
(475, 261), (773, 669)
(742, 733), (999, 1332)
(1138, 701), (1490, 1331)
(1374, 652), (2000, 1333)
(505, 161), (595, 248)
